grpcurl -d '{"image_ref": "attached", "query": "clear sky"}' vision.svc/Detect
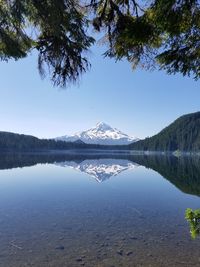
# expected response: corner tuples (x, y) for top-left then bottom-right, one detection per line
(0, 44), (199, 139)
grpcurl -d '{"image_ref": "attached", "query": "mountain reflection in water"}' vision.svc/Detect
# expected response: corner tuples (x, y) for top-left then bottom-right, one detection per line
(1, 152), (200, 266)
(56, 159), (138, 182)
(1, 152), (200, 196)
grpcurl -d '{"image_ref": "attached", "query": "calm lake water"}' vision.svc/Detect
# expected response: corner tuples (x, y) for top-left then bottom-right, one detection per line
(0, 153), (200, 267)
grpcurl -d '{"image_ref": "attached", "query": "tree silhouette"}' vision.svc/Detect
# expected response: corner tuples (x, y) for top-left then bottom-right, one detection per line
(0, 0), (94, 86)
(0, 0), (199, 86)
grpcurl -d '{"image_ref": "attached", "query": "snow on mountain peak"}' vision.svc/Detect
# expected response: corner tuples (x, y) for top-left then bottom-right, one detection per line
(55, 122), (139, 145)
(95, 122), (112, 131)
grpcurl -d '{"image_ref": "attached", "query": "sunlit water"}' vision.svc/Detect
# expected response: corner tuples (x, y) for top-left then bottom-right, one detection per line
(0, 153), (200, 267)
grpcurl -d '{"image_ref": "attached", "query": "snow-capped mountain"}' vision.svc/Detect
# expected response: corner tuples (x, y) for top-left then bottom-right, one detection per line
(56, 159), (138, 182)
(55, 122), (139, 145)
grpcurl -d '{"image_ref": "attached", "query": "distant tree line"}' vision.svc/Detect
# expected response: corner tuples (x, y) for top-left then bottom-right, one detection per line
(1, 112), (200, 152)
(0, 131), (129, 151)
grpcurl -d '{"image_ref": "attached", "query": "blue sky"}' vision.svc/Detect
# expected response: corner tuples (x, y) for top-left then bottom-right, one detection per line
(0, 45), (199, 139)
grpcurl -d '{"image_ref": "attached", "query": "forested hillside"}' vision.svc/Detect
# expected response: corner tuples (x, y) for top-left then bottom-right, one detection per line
(130, 112), (200, 152)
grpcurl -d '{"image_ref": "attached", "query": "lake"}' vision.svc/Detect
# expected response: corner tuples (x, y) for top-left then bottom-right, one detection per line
(0, 153), (200, 267)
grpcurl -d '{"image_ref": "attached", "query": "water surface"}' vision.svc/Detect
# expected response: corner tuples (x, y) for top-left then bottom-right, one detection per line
(0, 153), (200, 267)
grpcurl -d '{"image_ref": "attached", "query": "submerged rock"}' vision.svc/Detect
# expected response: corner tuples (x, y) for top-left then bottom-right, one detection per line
(130, 236), (138, 240)
(116, 249), (123, 256)
(126, 251), (133, 256)
(55, 245), (65, 250)
(76, 258), (83, 262)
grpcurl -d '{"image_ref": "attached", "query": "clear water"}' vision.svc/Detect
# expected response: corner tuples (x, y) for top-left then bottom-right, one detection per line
(0, 153), (200, 267)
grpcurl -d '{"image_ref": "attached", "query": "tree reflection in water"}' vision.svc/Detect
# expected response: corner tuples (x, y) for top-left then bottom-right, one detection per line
(1, 152), (200, 239)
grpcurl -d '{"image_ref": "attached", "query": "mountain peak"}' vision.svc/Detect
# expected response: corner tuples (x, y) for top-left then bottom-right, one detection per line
(55, 123), (139, 145)
(95, 122), (112, 131)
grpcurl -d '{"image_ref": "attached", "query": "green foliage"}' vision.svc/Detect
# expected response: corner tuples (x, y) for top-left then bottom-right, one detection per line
(90, 0), (200, 79)
(0, 0), (94, 86)
(130, 111), (200, 152)
(185, 208), (200, 239)
(0, 0), (199, 86)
